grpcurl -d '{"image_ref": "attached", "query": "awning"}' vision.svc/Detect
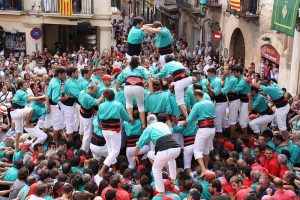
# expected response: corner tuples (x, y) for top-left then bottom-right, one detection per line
(159, 4), (179, 12)
(261, 44), (280, 65)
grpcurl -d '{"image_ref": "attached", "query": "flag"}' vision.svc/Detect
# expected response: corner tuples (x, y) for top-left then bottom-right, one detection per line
(271, 0), (300, 36)
(231, 0), (240, 11)
(60, 0), (73, 15)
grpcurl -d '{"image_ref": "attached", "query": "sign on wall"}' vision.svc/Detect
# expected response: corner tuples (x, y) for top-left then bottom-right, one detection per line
(261, 44), (280, 65)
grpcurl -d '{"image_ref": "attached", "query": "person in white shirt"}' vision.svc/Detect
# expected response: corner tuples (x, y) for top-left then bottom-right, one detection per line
(33, 61), (47, 76)
(203, 50), (211, 63)
(203, 59), (215, 75)
(113, 56), (123, 67)
(77, 58), (85, 70)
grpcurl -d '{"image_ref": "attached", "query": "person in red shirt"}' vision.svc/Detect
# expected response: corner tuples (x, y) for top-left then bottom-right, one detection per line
(242, 166), (253, 187)
(101, 174), (130, 200)
(264, 146), (280, 178)
(277, 154), (291, 179)
(272, 177), (298, 200)
(223, 170), (236, 195)
(253, 145), (267, 166)
(230, 176), (252, 200)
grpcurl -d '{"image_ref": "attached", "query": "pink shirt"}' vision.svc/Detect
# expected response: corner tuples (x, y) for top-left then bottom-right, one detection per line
(272, 189), (298, 200)
(235, 186), (252, 200)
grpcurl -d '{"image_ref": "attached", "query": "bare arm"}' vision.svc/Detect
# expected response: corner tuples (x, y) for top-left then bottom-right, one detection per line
(143, 27), (161, 35)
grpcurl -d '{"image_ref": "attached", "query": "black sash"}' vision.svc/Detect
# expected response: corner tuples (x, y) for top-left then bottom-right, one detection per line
(272, 96), (288, 108)
(158, 44), (173, 55)
(155, 134), (180, 154)
(239, 94), (249, 103)
(91, 132), (106, 146)
(61, 97), (76, 106)
(127, 43), (142, 56)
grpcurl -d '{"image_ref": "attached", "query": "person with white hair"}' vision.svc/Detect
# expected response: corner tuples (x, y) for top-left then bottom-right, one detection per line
(78, 82), (104, 153)
(133, 113), (181, 196)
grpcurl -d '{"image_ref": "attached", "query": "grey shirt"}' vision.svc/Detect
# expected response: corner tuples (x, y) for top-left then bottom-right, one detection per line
(8, 179), (26, 200)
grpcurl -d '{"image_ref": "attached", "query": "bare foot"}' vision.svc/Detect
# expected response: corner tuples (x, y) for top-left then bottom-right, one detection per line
(199, 169), (208, 178)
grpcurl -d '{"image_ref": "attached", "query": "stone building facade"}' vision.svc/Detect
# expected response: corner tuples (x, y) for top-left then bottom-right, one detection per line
(0, 0), (112, 55)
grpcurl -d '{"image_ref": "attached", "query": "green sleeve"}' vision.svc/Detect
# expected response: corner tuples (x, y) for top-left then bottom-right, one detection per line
(116, 71), (125, 83)
(136, 128), (150, 148)
(120, 105), (131, 122)
(155, 64), (169, 78)
(186, 104), (198, 124)
(234, 79), (246, 93)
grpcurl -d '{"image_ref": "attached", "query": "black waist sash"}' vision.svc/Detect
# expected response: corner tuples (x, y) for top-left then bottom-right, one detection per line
(127, 135), (140, 147)
(214, 94), (227, 103)
(227, 93), (240, 101)
(61, 97), (76, 106)
(101, 118), (121, 132)
(184, 136), (196, 147)
(239, 94), (249, 103)
(158, 44), (173, 55)
(125, 76), (144, 87)
(11, 102), (25, 109)
(197, 118), (215, 128)
(91, 132), (106, 146)
(259, 107), (273, 115)
(172, 69), (188, 82)
(80, 106), (95, 118)
(272, 96), (288, 108)
(127, 43), (142, 56)
(49, 98), (57, 105)
(155, 134), (180, 154)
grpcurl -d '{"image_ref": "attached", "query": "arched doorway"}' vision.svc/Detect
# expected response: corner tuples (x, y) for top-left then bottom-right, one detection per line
(229, 28), (245, 64)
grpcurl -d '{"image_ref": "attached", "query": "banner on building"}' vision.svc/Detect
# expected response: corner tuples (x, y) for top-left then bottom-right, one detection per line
(230, 0), (240, 11)
(271, 0), (300, 36)
(60, 0), (73, 15)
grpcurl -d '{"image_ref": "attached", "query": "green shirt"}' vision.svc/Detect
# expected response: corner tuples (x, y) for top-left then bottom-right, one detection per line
(93, 117), (103, 137)
(209, 75), (222, 96)
(260, 83), (284, 101)
(64, 77), (80, 99)
(155, 61), (188, 79)
(252, 94), (269, 113)
(29, 101), (49, 122)
(186, 99), (216, 124)
(173, 122), (198, 137)
(221, 75), (238, 94)
(78, 90), (97, 110)
(145, 91), (172, 114)
(12, 89), (28, 107)
(136, 121), (172, 148)
(234, 76), (251, 95)
(3, 167), (18, 181)
(98, 100), (130, 121)
(124, 119), (142, 136)
(46, 77), (62, 103)
(116, 66), (150, 83)
(155, 27), (173, 48)
(128, 26), (146, 44)
(77, 77), (90, 91)
(168, 91), (190, 116)
(12, 150), (24, 163)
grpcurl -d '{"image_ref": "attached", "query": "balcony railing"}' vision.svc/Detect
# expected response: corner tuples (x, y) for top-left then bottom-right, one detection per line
(206, 0), (222, 7)
(0, 0), (25, 14)
(227, 0), (259, 18)
(176, 0), (204, 13)
(41, 0), (94, 16)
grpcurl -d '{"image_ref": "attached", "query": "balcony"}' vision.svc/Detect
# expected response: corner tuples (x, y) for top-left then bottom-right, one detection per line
(176, 0), (205, 14)
(0, 0), (26, 15)
(41, 0), (94, 18)
(226, 0), (259, 19)
(206, 0), (222, 8)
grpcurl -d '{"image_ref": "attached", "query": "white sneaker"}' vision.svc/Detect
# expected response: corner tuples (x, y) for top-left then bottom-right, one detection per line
(246, 11), (250, 15)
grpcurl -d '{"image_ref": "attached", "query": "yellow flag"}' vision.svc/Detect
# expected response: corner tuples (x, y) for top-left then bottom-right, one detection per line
(60, 0), (73, 15)
(231, 0), (240, 11)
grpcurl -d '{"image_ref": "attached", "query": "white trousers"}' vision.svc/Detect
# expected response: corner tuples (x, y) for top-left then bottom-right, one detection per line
(184, 144), (194, 169)
(126, 145), (150, 169)
(249, 114), (274, 134)
(81, 0), (91, 14)
(11, 107), (33, 133)
(275, 104), (290, 131)
(60, 103), (75, 134)
(174, 76), (193, 105)
(124, 85), (145, 112)
(228, 99), (240, 125)
(239, 102), (249, 129)
(153, 147), (181, 193)
(74, 103), (81, 132)
(24, 126), (47, 148)
(80, 116), (93, 153)
(103, 130), (121, 166)
(194, 127), (215, 159)
(44, 104), (64, 131)
(90, 143), (108, 161)
(215, 102), (228, 133)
